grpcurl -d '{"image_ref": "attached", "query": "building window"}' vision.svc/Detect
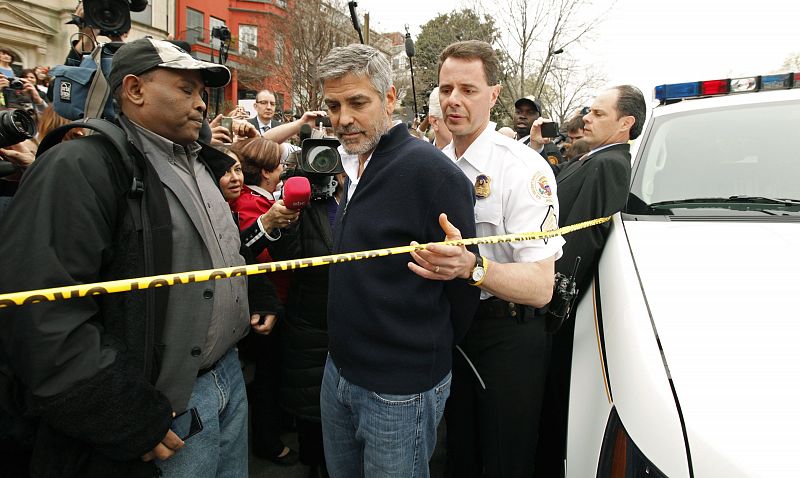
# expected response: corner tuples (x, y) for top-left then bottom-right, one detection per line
(186, 8), (204, 44)
(274, 34), (284, 65)
(210, 17), (227, 49)
(239, 24), (258, 57)
(130, 0), (152, 25)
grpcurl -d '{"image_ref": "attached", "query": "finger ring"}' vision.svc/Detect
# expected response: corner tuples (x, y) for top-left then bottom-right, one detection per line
(434, 265), (440, 273)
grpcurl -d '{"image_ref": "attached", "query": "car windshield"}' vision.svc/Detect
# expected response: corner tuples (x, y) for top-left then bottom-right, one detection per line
(627, 99), (800, 215)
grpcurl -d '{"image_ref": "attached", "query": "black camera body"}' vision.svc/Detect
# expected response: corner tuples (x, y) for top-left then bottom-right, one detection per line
(8, 78), (24, 91)
(0, 109), (36, 149)
(83, 0), (148, 37)
(281, 136), (343, 201)
(0, 109), (36, 177)
(211, 26), (232, 43)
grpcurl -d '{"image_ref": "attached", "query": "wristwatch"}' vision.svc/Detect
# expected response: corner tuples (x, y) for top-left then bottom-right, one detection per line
(468, 253), (487, 286)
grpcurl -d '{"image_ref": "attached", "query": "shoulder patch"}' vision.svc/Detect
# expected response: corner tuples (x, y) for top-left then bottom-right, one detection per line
(530, 172), (554, 204)
(540, 205), (558, 244)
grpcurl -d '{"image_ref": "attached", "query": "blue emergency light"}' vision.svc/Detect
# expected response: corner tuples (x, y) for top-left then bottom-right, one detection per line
(655, 72), (800, 103)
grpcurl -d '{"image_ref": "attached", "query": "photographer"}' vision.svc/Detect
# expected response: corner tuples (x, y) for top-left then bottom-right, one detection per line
(265, 161), (344, 478)
(2, 71), (47, 114)
(65, 0), (127, 65)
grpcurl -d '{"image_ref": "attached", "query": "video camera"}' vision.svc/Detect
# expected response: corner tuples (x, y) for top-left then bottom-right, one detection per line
(280, 122), (343, 201)
(0, 109), (37, 177)
(81, 0), (149, 37)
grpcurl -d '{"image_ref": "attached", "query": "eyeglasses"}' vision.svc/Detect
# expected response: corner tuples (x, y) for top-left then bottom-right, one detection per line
(255, 100), (275, 106)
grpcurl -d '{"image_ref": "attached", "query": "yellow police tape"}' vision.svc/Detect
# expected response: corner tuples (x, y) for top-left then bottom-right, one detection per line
(0, 216), (610, 308)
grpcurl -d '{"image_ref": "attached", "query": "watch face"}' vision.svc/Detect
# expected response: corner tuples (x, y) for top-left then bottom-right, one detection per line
(472, 267), (485, 282)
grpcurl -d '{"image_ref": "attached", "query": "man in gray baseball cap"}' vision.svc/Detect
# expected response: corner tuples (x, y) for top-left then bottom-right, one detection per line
(109, 37), (231, 92)
(0, 36), (265, 477)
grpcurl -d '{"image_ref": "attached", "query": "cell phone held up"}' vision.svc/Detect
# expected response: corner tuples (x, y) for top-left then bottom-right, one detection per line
(540, 121), (560, 138)
(220, 116), (233, 132)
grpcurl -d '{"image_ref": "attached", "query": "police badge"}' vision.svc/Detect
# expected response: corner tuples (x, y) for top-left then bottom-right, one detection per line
(474, 174), (491, 199)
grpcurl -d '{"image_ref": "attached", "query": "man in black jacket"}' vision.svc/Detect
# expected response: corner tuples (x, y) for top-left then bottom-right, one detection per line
(533, 85), (646, 477)
(317, 43), (480, 478)
(0, 38), (268, 477)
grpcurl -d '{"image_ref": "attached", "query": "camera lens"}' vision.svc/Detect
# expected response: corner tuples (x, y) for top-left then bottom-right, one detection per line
(306, 146), (339, 174)
(9, 78), (24, 90)
(0, 109), (37, 149)
(83, 0), (132, 35)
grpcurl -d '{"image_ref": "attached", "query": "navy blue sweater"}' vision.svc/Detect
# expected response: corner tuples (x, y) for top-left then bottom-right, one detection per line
(328, 124), (480, 394)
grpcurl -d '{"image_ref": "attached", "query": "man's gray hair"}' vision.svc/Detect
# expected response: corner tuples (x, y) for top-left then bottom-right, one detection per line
(317, 44), (392, 98)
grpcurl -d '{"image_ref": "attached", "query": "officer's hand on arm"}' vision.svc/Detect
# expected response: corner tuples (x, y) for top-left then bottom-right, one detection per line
(409, 214), (557, 307)
(250, 313), (278, 335)
(141, 427), (184, 462)
(529, 117), (553, 152)
(408, 213), (475, 281)
(262, 110), (327, 143)
(258, 200), (300, 231)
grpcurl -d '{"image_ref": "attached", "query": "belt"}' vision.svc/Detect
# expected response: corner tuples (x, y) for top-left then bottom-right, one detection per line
(476, 297), (529, 320)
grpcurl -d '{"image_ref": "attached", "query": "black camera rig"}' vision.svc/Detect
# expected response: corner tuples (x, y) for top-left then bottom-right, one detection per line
(79, 0), (149, 37)
(280, 124), (343, 201)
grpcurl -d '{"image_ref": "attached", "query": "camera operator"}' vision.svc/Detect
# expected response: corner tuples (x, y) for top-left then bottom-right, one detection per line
(65, 1), (127, 65)
(263, 150), (345, 477)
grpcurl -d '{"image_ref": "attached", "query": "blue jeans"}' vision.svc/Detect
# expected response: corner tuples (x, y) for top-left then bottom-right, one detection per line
(321, 355), (451, 478)
(157, 348), (248, 478)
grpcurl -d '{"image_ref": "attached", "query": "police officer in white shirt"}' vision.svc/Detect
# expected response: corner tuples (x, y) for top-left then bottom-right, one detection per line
(408, 40), (563, 478)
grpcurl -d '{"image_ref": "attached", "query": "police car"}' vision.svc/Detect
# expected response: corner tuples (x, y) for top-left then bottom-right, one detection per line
(566, 74), (800, 477)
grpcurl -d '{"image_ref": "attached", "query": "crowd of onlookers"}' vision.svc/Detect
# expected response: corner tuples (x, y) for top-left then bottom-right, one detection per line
(0, 27), (642, 478)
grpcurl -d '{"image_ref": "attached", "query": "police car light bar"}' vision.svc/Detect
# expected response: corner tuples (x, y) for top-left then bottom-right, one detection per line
(655, 72), (800, 103)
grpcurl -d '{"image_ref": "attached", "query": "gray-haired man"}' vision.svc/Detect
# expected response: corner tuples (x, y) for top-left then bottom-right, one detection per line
(317, 43), (480, 478)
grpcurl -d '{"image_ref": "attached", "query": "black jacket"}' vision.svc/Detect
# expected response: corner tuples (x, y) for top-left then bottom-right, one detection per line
(328, 124), (480, 395)
(0, 132), (276, 477)
(554, 143), (631, 295)
(268, 197), (336, 420)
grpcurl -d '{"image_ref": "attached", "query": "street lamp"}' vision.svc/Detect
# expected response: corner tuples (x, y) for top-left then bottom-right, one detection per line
(404, 25), (418, 119)
(536, 46), (565, 98)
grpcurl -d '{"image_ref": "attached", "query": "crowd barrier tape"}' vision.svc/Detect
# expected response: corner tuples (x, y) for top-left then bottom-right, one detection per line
(0, 216), (611, 308)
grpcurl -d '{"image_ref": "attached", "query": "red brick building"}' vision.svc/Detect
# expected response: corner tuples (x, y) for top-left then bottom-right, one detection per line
(173, 0), (292, 117)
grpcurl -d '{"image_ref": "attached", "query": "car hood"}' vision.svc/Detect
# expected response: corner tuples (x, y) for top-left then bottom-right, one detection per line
(624, 219), (800, 477)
